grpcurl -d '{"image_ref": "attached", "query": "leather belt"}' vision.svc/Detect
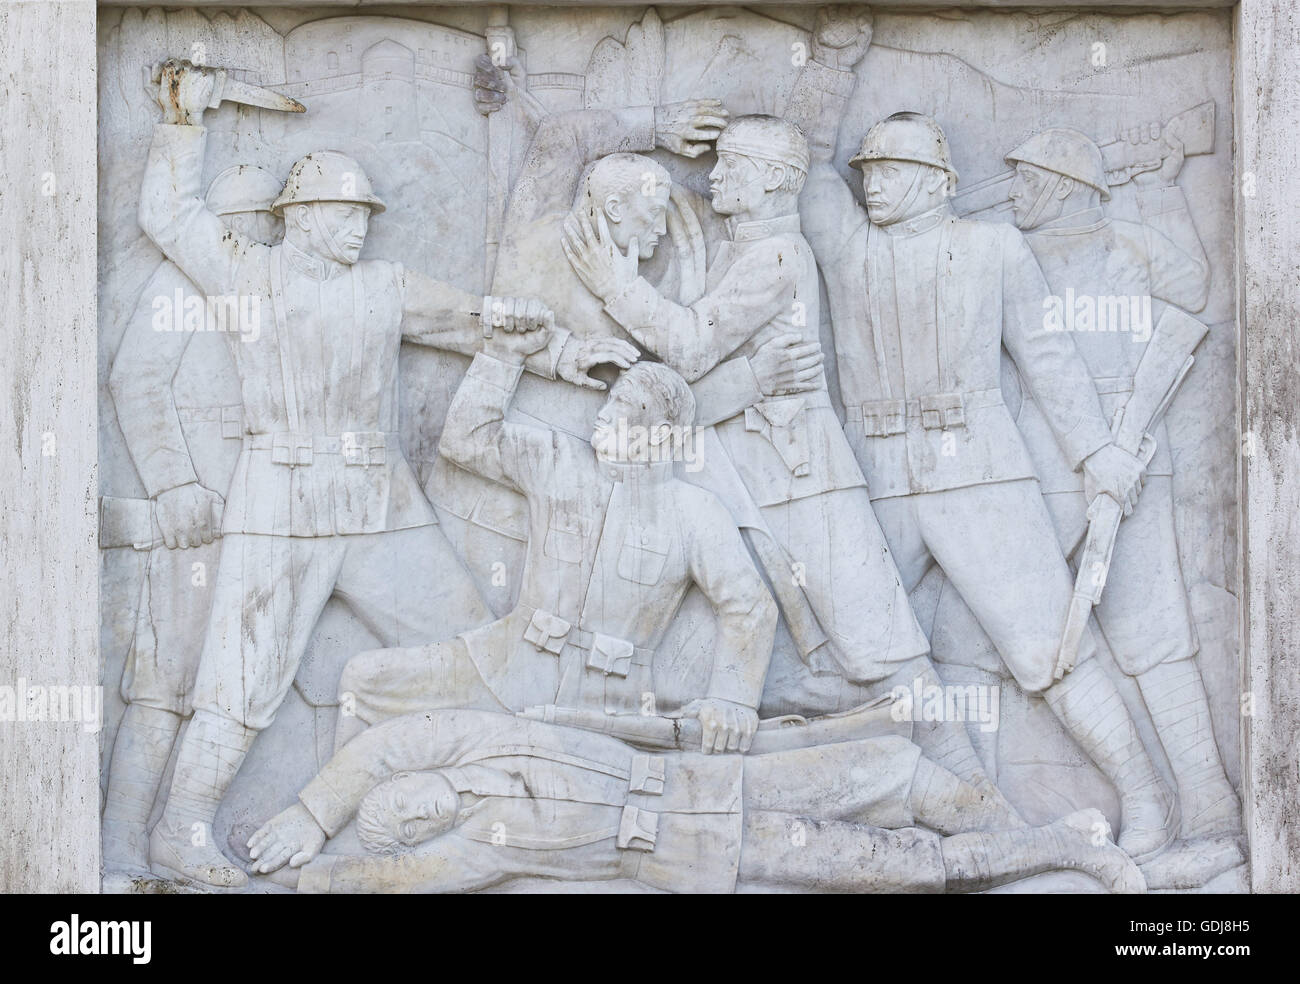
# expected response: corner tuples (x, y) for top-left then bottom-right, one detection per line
(243, 431), (398, 467)
(520, 605), (653, 679)
(846, 388), (1004, 437)
(1093, 375), (1134, 396)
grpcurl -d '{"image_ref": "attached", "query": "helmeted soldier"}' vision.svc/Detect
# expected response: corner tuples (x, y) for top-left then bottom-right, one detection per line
(332, 325), (779, 756)
(104, 163), (283, 873)
(244, 708), (1145, 894)
(785, 8), (1176, 860)
(1003, 125), (1239, 842)
(560, 114), (1007, 800)
(134, 59), (553, 888)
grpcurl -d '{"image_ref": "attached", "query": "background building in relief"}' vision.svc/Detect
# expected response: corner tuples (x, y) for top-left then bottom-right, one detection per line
(96, 3), (1242, 893)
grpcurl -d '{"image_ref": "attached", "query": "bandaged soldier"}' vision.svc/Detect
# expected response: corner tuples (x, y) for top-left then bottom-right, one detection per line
(429, 76), (828, 630)
(560, 113), (1006, 802)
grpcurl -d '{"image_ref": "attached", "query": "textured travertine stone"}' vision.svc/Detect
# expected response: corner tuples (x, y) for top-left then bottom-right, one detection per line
(0, 0), (101, 894)
(86, 3), (1252, 894)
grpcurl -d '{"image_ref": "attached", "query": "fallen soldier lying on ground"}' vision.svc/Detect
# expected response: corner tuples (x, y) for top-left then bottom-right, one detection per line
(247, 708), (1145, 894)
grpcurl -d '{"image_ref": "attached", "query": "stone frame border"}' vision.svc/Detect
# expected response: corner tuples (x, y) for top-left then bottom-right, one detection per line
(0, 0), (1292, 892)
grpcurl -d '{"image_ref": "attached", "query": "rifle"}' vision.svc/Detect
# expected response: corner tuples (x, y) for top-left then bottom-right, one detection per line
(518, 694), (906, 753)
(1053, 306), (1208, 679)
(955, 102), (1215, 218)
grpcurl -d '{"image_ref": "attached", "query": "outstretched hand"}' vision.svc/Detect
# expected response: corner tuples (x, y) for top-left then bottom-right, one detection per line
(751, 333), (825, 396)
(247, 803), (327, 874)
(655, 99), (730, 158)
(562, 210), (639, 302)
(556, 336), (640, 391)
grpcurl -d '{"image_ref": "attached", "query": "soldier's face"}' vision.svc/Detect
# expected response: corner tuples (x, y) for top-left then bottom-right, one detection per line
(1008, 163), (1058, 230)
(709, 152), (769, 216)
(860, 159), (928, 224)
(592, 383), (634, 460)
(315, 201), (371, 264)
(375, 771), (459, 848)
(609, 185), (669, 260)
(592, 380), (667, 461)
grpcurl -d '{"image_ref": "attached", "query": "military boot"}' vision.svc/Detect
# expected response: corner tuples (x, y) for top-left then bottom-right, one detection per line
(1138, 657), (1241, 837)
(102, 704), (181, 871)
(148, 709), (256, 889)
(1043, 658), (1178, 862)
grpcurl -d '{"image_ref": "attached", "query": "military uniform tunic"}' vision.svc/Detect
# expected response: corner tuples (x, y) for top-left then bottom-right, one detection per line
(1015, 199), (1210, 672)
(787, 61), (1121, 692)
(137, 124), (494, 728)
(601, 213), (930, 683)
(361, 352), (778, 717)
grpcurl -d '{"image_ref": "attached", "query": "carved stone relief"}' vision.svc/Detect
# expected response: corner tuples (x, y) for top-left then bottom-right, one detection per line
(97, 4), (1242, 893)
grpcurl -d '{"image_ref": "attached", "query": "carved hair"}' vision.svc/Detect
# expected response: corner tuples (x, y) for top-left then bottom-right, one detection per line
(356, 781), (410, 856)
(618, 361), (697, 430)
(576, 153), (672, 213)
(772, 162), (808, 195)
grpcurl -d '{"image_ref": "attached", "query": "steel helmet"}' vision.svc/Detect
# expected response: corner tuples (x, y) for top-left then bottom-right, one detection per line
(1005, 128), (1111, 201)
(849, 112), (958, 185)
(205, 164), (284, 216)
(270, 150), (386, 216)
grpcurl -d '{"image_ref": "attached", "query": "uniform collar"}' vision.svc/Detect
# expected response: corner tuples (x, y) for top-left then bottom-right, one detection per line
(726, 213), (801, 243)
(879, 202), (953, 238)
(282, 238), (349, 281)
(599, 458), (675, 484)
(1028, 206), (1110, 236)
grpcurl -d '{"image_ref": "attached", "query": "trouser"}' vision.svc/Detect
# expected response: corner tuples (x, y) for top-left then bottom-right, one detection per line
(871, 480), (1096, 694)
(737, 737), (986, 893)
(1044, 477), (1238, 836)
(1041, 476), (1197, 674)
(193, 524), (491, 730)
(758, 487), (931, 683)
(121, 537), (224, 715)
(335, 637), (505, 748)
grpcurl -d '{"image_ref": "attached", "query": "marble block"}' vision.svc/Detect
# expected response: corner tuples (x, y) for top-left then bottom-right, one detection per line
(89, 3), (1248, 894)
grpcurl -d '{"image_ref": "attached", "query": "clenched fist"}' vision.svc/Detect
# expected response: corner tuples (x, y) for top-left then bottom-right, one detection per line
(681, 697), (759, 754)
(154, 482), (223, 550)
(483, 295), (555, 333)
(153, 58), (216, 126)
(473, 53), (525, 116)
(811, 6), (875, 71)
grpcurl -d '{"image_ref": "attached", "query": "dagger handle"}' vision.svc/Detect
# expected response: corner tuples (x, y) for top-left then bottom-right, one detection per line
(205, 68), (228, 110)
